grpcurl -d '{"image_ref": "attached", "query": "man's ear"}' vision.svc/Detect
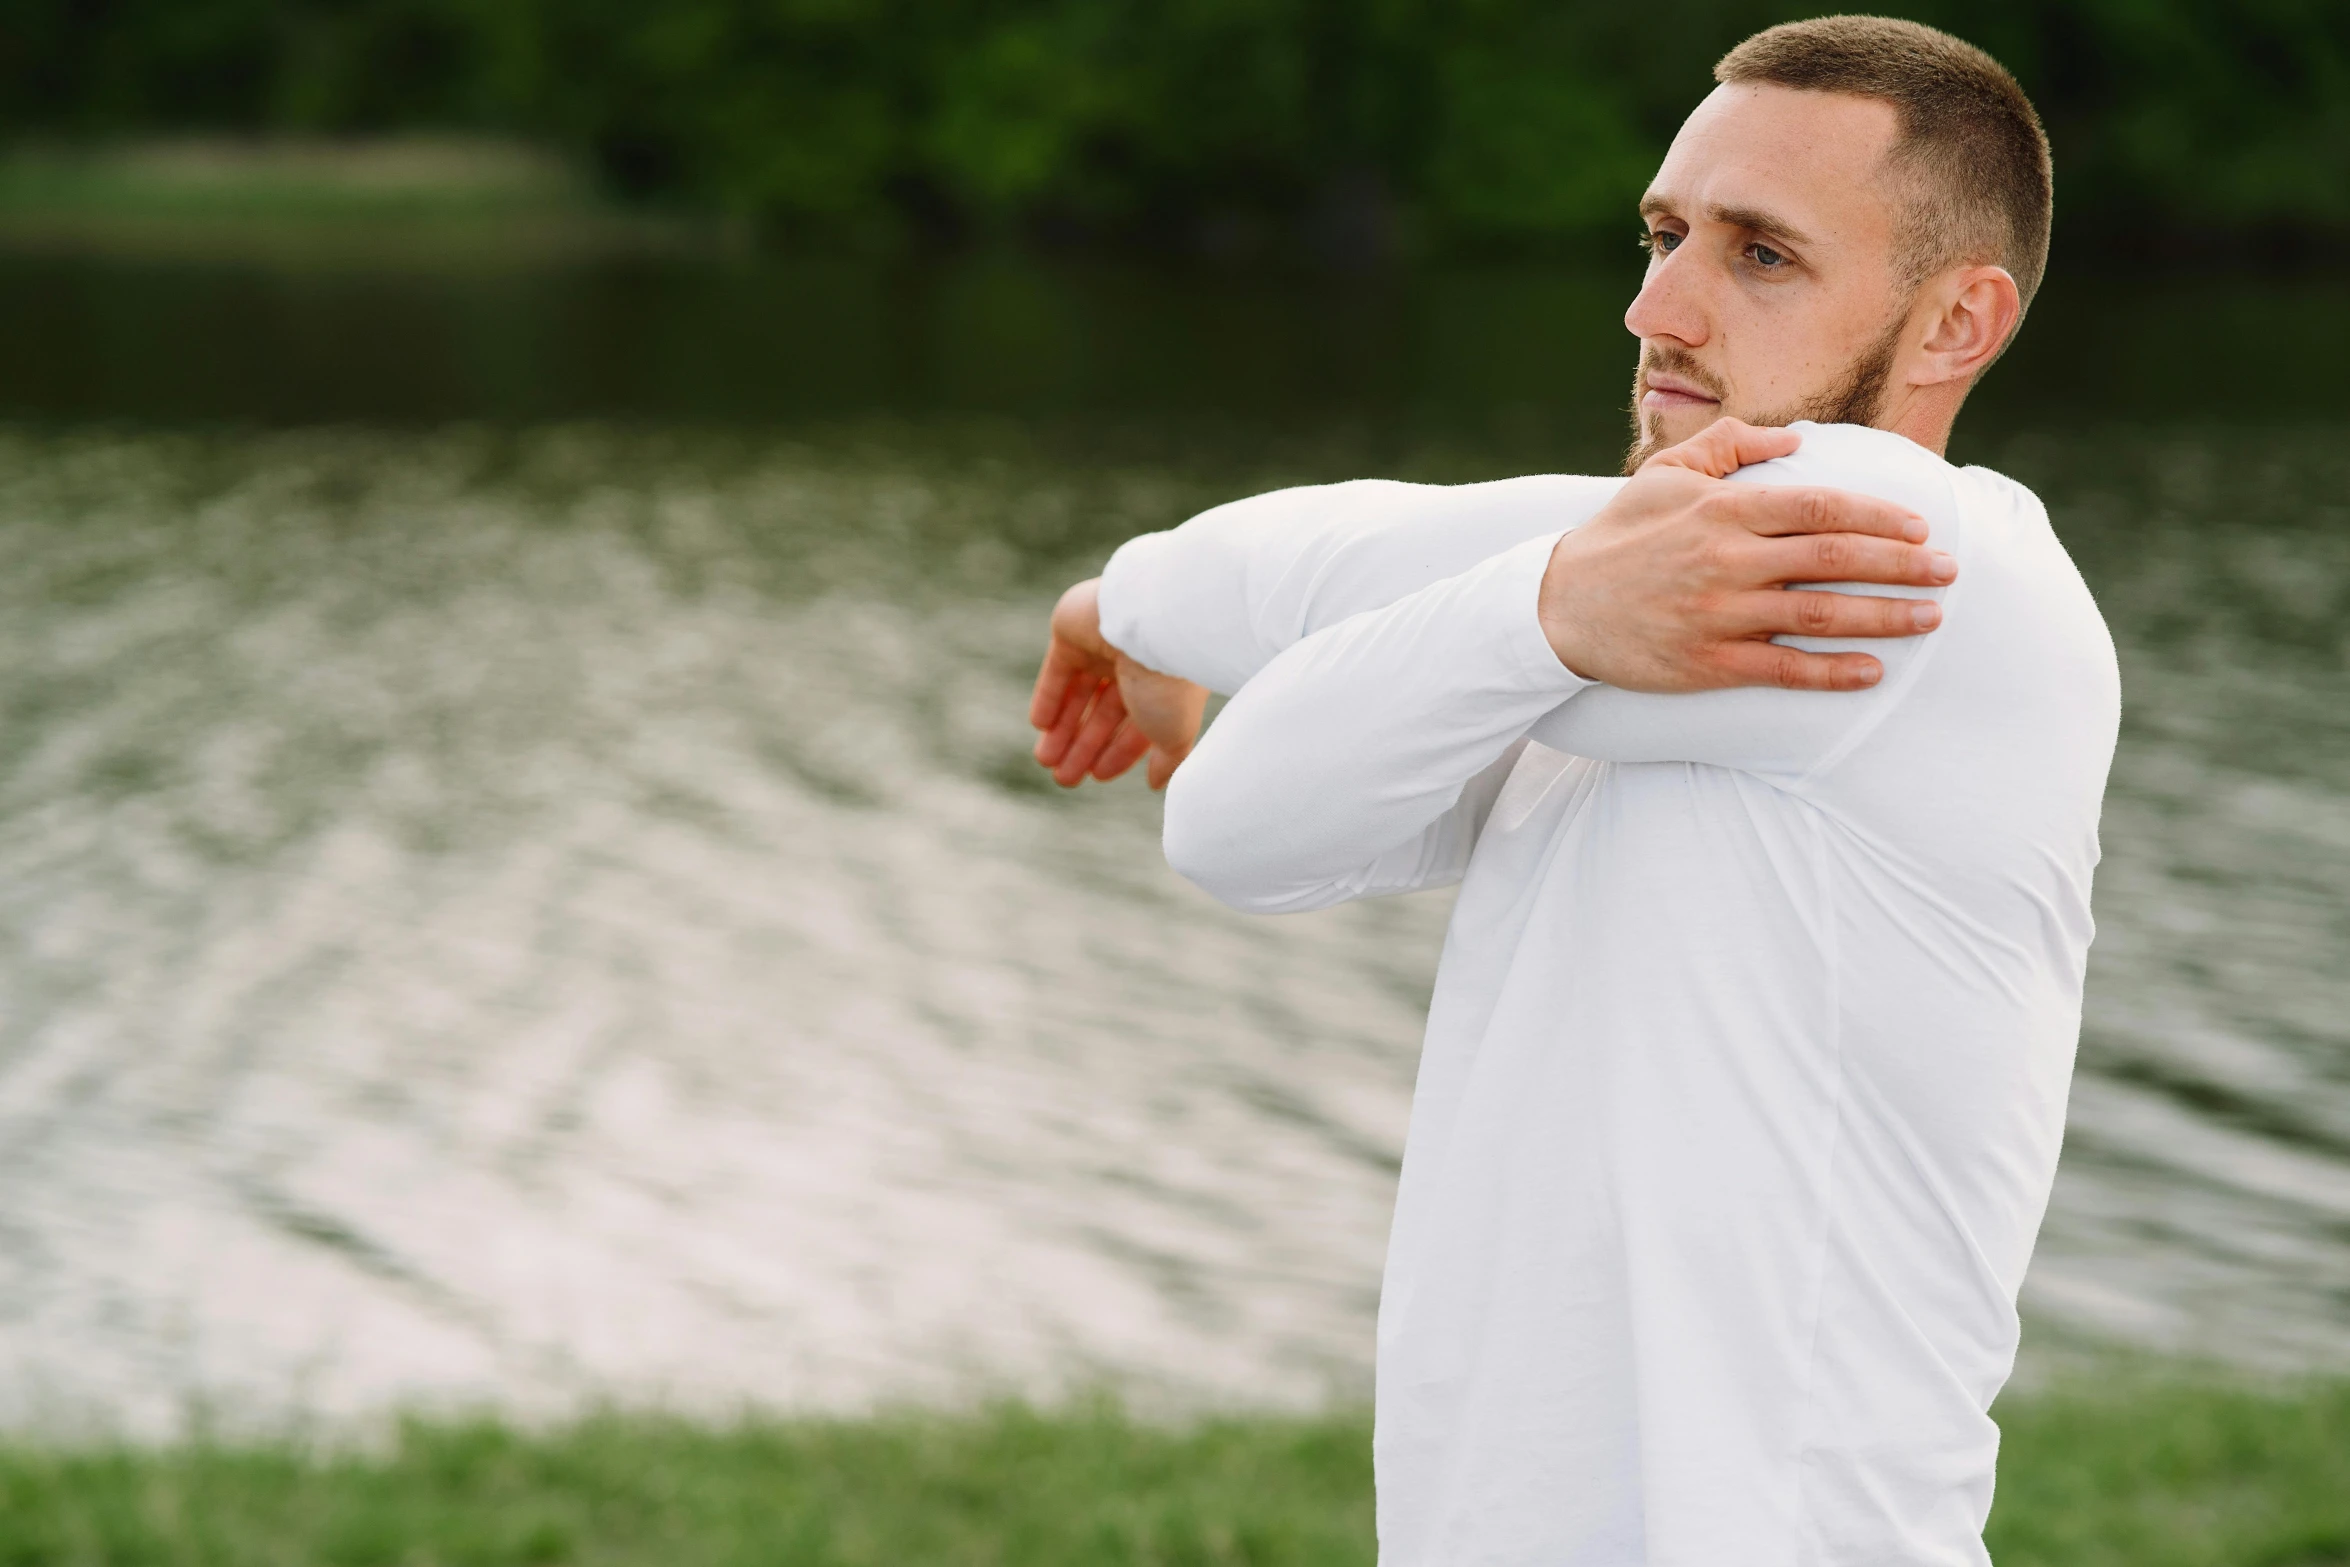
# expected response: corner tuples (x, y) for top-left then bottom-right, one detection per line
(1912, 266), (2023, 386)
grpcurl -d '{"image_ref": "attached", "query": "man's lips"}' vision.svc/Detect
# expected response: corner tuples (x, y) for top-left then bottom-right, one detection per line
(1639, 373), (1721, 412)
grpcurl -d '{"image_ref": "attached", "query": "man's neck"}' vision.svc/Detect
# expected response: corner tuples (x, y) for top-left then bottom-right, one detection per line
(1875, 383), (1968, 457)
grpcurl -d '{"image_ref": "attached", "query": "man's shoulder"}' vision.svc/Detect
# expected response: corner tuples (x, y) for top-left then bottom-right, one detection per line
(1199, 471), (1622, 535)
(1947, 461), (2049, 529)
(1730, 423), (1963, 525)
(1306, 472), (1625, 510)
(1740, 422), (2057, 527)
(1781, 430), (2118, 725)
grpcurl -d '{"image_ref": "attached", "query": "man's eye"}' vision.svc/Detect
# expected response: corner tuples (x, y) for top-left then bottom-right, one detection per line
(1642, 229), (1681, 255)
(1747, 242), (1788, 267)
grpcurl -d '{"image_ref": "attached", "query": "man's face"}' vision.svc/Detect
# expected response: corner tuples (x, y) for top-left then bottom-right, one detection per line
(1624, 84), (1912, 470)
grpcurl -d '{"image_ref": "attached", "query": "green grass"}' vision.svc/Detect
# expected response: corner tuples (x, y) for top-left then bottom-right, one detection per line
(1989, 1379), (2350, 1567)
(0, 1403), (1372, 1567)
(0, 1381), (2343, 1566)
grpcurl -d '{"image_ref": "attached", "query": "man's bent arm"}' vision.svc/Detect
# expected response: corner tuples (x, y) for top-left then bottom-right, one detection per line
(1114, 423), (1953, 775)
(1179, 740), (1533, 913)
(1158, 426), (1960, 911)
(1163, 536), (1588, 912)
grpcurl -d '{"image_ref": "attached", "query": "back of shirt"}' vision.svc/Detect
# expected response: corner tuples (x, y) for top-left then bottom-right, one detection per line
(1786, 463), (2119, 1564)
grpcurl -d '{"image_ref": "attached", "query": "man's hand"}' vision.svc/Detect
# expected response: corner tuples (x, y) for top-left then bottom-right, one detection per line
(1028, 578), (1208, 790)
(1540, 418), (1958, 692)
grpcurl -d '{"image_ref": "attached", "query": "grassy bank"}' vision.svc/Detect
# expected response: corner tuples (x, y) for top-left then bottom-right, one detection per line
(2, 1381), (2345, 1566)
(0, 140), (695, 266)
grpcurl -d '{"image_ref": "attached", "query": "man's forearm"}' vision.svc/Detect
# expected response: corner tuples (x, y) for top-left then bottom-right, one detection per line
(1163, 535), (1589, 910)
(1042, 419), (1958, 798)
(1115, 424), (1958, 784)
(1098, 474), (1625, 694)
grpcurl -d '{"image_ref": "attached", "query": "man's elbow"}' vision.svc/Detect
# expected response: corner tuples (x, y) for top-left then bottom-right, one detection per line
(1161, 768), (1313, 913)
(1161, 767), (1254, 906)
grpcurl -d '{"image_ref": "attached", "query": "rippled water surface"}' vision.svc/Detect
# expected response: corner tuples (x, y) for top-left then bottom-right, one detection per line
(2, 272), (2349, 1434)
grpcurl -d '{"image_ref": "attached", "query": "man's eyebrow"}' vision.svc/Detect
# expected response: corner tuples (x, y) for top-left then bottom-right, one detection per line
(1706, 203), (1815, 247)
(1635, 195), (1817, 249)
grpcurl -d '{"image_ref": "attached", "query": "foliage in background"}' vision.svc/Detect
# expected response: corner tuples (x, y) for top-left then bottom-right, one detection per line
(3, 0), (2346, 259)
(1, 1380), (2348, 1566)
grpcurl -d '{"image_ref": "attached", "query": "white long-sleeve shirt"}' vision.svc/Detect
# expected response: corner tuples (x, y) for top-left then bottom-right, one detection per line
(1097, 423), (2120, 1567)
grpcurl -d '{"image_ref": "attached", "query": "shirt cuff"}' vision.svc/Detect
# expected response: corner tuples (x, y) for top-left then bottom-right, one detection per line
(1096, 530), (1167, 673)
(1489, 531), (1597, 694)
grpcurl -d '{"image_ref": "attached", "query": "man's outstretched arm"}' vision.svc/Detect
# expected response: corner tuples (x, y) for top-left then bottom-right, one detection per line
(1031, 419), (1951, 795)
(1153, 422), (1959, 911)
(1028, 472), (1617, 790)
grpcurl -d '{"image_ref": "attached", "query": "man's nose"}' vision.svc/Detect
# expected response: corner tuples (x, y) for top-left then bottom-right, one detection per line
(1624, 250), (1709, 347)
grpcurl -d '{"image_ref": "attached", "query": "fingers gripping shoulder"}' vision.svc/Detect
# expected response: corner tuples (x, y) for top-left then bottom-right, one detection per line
(1734, 422), (1964, 612)
(1522, 424), (1965, 776)
(1733, 423), (1961, 554)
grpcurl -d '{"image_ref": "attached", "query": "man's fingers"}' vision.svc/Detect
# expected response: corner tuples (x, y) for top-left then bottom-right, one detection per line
(1091, 722), (1152, 783)
(1737, 589), (1944, 641)
(1645, 417), (1801, 479)
(1032, 671), (1099, 768)
(1714, 484), (1930, 544)
(1145, 746), (1184, 791)
(1029, 639), (1099, 732)
(1746, 532), (1957, 588)
(1713, 641), (1886, 692)
(1028, 645), (1084, 731)
(1053, 679), (1130, 787)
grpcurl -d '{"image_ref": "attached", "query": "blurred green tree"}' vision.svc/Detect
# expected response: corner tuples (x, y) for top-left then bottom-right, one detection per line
(1, 0), (2342, 259)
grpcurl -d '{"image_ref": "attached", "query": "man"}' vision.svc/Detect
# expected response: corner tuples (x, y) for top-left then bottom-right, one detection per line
(1030, 17), (2117, 1567)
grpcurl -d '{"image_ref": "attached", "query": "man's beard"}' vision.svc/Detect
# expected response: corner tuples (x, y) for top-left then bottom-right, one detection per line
(1621, 314), (1905, 474)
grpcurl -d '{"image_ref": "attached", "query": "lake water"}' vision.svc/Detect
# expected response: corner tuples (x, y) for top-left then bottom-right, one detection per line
(1, 251), (2347, 1436)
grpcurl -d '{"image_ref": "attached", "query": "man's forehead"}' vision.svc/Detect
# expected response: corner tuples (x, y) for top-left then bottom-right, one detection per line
(1641, 83), (1901, 245)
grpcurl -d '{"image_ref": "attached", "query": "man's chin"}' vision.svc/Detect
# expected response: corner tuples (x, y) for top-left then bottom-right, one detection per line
(1623, 407), (1726, 473)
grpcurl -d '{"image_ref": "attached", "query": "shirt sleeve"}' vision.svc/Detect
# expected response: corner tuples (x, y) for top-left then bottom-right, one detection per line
(1150, 424), (1965, 913)
(1097, 473), (1619, 910)
(1184, 739), (1533, 914)
(1162, 535), (1592, 912)
(1098, 473), (1627, 696)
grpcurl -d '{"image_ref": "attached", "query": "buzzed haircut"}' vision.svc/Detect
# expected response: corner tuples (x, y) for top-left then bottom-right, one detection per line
(1716, 15), (2053, 311)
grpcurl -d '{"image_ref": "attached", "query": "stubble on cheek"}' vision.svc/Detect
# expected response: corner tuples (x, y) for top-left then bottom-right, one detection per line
(1622, 374), (1659, 475)
(1622, 347), (1728, 474)
(1621, 308), (1908, 474)
(1752, 311), (1904, 432)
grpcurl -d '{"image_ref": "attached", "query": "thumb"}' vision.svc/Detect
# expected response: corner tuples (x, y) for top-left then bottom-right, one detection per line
(1645, 417), (1800, 480)
(1146, 745), (1186, 791)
